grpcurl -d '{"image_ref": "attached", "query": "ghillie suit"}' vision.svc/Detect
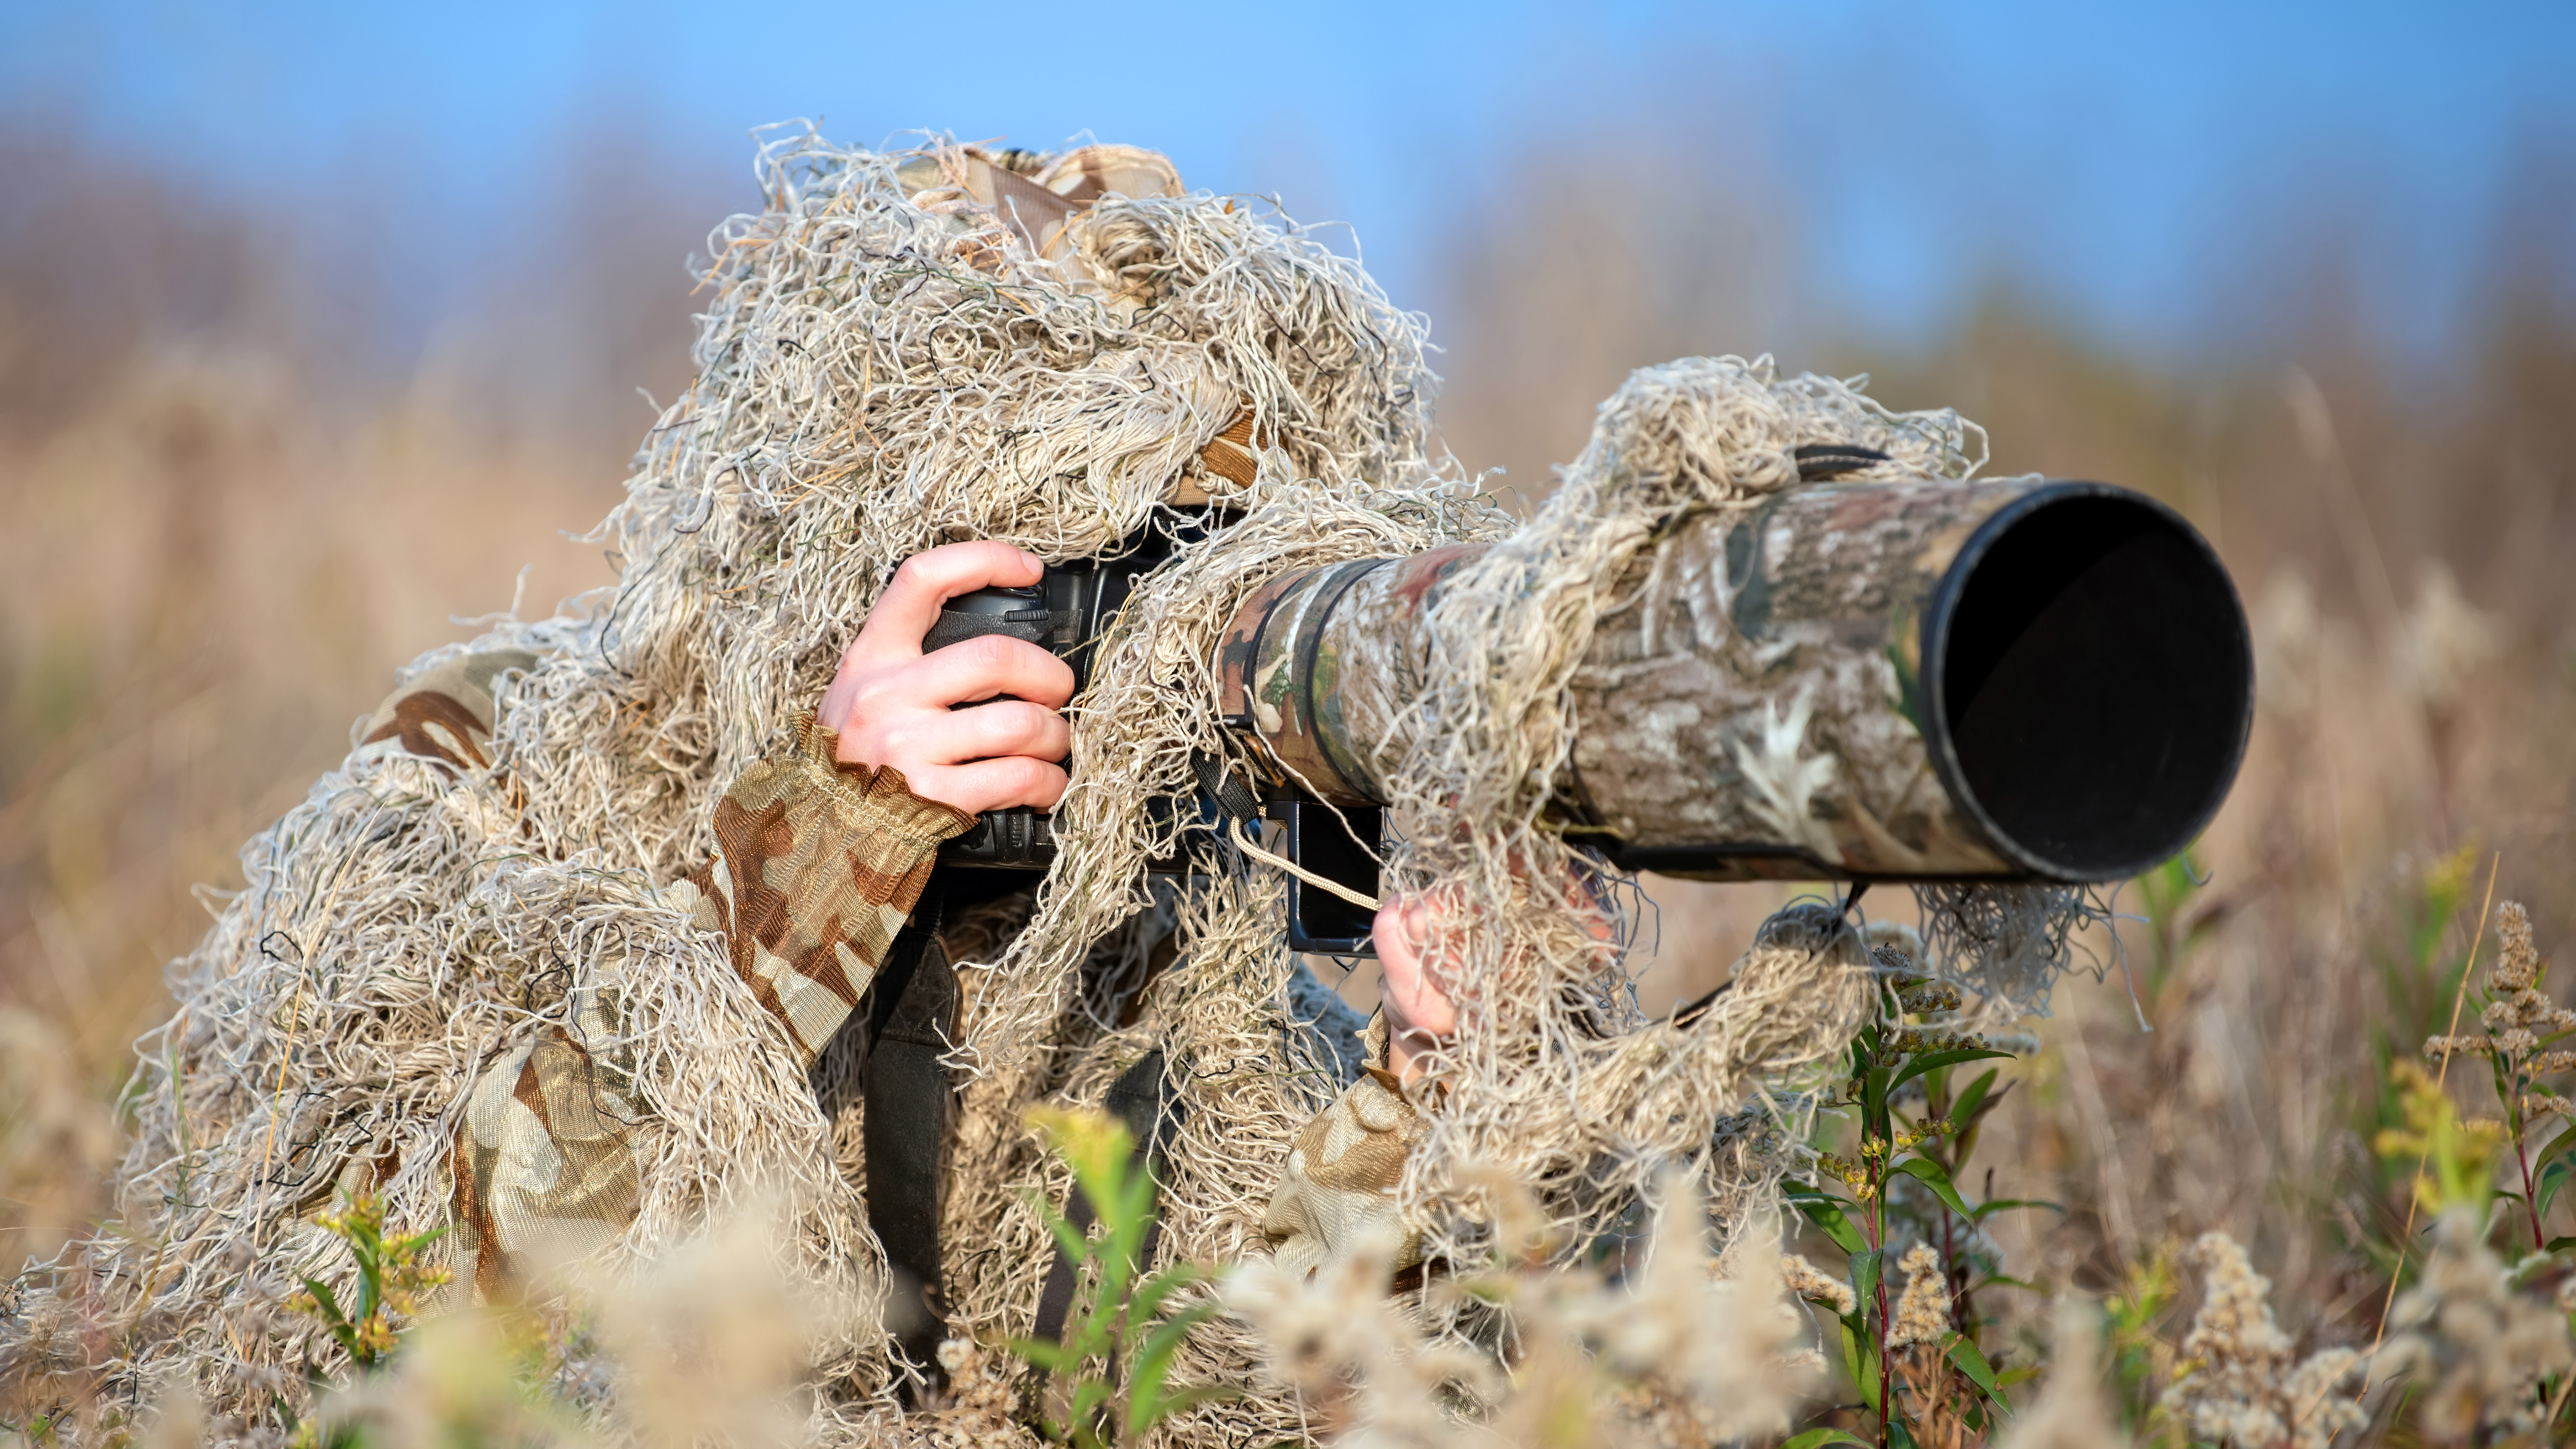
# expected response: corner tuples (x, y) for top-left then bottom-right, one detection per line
(0, 130), (2081, 1442)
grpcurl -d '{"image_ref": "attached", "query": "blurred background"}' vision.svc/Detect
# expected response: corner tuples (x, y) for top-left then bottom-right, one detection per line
(4, 0), (2574, 1355)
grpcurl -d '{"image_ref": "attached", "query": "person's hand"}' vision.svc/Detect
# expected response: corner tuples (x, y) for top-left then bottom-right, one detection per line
(1370, 863), (1617, 1083)
(1373, 894), (1452, 1083)
(816, 541), (1075, 814)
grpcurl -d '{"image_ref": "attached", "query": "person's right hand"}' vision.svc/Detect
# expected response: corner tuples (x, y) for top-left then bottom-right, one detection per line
(815, 541), (1076, 815)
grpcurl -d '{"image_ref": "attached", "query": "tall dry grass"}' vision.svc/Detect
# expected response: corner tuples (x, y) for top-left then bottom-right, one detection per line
(0, 115), (2573, 1433)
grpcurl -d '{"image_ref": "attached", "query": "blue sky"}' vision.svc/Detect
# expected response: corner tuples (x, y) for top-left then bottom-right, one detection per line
(6, 1), (2570, 361)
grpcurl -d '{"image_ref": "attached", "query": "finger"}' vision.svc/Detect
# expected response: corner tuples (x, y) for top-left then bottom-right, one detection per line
(882, 699), (1069, 766)
(908, 633), (1078, 709)
(912, 755), (1068, 814)
(1373, 895), (1455, 1038)
(847, 542), (1044, 665)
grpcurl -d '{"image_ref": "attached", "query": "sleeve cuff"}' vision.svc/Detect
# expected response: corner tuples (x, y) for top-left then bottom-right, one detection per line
(794, 714), (978, 844)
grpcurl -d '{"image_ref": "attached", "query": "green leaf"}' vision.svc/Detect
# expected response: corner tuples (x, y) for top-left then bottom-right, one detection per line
(2534, 1120), (2576, 1167)
(1838, 1318), (1881, 1415)
(1852, 1248), (1883, 1318)
(393, 1222), (453, 1254)
(1950, 1068), (2001, 1129)
(1126, 1302), (1232, 1435)
(1893, 1155), (1977, 1221)
(1787, 1188), (1867, 1256)
(1150, 1385), (1237, 1419)
(1891, 1048), (2014, 1095)
(1947, 1333), (2004, 1402)
(1006, 1336), (1076, 1373)
(298, 1277), (364, 1363)
(1068, 1379), (1112, 1437)
(1970, 1197), (2066, 1223)
(1781, 1431), (1873, 1448)
(1042, 1205), (1092, 1269)
(2543, 1158), (2575, 1223)
(297, 1276), (349, 1332)
(1125, 1264), (1210, 1337)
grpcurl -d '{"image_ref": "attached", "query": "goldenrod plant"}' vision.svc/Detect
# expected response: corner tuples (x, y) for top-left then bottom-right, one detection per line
(287, 1191), (452, 1374)
(1012, 1106), (1232, 1449)
(1786, 945), (2045, 1448)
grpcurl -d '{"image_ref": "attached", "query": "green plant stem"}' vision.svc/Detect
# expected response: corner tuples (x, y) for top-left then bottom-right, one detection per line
(2510, 1081), (2546, 1252)
(1869, 1161), (1889, 1448)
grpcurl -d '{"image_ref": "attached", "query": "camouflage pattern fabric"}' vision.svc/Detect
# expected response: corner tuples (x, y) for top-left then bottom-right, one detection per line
(446, 1007), (640, 1301)
(357, 649), (538, 769)
(366, 658), (972, 1296)
(666, 713), (975, 1066)
(1261, 1013), (1428, 1278)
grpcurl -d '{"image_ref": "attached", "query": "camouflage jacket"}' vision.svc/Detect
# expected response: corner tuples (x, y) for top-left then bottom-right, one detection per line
(358, 656), (974, 1297)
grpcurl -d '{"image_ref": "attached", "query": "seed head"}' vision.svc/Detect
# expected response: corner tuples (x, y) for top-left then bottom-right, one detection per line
(1885, 1243), (1950, 1349)
(2494, 902), (2540, 992)
(1779, 1254), (1856, 1315)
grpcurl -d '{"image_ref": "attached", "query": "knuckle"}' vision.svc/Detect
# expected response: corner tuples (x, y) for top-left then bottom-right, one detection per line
(846, 674), (899, 715)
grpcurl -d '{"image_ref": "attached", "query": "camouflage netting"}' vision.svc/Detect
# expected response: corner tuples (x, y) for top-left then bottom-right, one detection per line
(2, 127), (2082, 1442)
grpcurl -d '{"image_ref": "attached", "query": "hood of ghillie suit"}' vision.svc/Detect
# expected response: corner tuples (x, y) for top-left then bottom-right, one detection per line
(18, 130), (2085, 1444)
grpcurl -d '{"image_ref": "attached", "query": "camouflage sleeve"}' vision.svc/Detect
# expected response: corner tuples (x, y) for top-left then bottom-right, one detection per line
(441, 708), (972, 1298)
(663, 711), (977, 1067)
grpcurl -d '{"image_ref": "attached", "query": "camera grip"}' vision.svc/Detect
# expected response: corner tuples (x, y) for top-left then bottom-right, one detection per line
(929, 584), (1059, 870)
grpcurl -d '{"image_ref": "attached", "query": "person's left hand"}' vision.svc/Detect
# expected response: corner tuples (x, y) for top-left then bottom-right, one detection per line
(1370, 864), (1617, 1082)
(1373, 894), (1452, 1082)
(814, 541), (1075, 814)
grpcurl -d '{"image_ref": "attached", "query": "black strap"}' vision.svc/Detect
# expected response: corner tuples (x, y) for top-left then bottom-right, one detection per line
(1793, 443), (1893, 483)
(864, 901), (958, 1377)
(1190, 749), (1262, 825)
(1031, 1048), (1181, 1345)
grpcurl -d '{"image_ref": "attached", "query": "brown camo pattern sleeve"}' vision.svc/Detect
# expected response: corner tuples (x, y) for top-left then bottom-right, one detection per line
(407, 672), (972, 1299)
(665, 711), (975, 1066)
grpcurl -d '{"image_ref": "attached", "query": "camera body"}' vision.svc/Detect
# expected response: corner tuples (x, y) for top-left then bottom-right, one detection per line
(922, 515), (1387, 955)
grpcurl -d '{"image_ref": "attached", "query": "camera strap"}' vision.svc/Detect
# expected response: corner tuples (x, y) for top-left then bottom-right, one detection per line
(863, 894), (958, 1377)
(1030, 1047), (1184, 1347)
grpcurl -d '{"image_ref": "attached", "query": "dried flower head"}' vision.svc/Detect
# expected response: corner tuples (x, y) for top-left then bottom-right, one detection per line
(2160, 1232), (2363, 1449)
(2377, 1209), (2573, 1442)
(1779, 1252), (1857, 1316)
(1886, 1243), (1952, 1350)
(2494, 900), (2540, 992)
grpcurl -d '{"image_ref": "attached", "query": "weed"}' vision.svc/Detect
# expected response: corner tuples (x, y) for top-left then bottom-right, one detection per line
(286, 1191), (452, 1374)
(1012, 1106), (1232, 1449)
(1788, 946), (2051, 1448)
